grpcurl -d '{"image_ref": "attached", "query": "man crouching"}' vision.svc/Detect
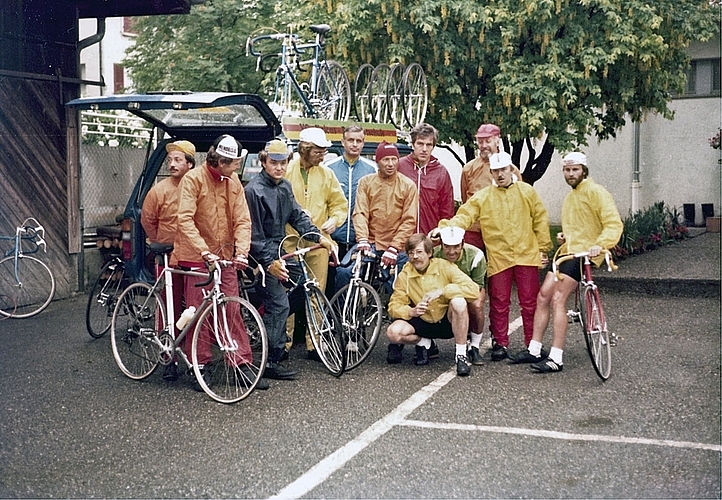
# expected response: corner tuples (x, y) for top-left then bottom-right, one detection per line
(385, 233), (480, 376)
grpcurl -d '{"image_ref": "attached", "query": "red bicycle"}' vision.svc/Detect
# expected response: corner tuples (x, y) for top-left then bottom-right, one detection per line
(553, 249), (617, 380)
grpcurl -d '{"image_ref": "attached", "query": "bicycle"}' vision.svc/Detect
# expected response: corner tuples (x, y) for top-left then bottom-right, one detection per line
(246, 24), (351, 121)
(0, 217), (55, 318)
(553, 249), (617, 381)
(280, 234), (346, 376)
(110, 243), (268, 403)
(365, 62), (428, 129)
(330, 249), (392, 371)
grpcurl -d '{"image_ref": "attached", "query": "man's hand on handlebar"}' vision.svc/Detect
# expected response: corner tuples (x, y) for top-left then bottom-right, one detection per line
(201, 250), (220, 263)
(268, 259), (289, 282)
(232, 254), (249, 271)
(588, 245), (602, 258)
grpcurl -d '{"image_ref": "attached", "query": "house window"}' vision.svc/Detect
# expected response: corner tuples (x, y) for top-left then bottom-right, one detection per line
(122, 17), (138, 36)
(684, 58), (721, 96)
(113, 64), (125, 94)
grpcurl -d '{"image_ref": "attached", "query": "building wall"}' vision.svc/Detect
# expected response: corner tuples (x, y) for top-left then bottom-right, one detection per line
(79, 18), (136, 96)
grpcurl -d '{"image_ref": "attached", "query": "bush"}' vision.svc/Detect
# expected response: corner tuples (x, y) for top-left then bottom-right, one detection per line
(611, 202), (689, 260)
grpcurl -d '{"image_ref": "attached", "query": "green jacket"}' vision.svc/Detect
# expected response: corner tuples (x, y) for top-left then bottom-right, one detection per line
(433, 244), (487, 289)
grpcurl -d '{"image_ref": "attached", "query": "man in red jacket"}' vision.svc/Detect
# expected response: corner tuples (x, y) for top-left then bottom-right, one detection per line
(398, 123), (455, 235)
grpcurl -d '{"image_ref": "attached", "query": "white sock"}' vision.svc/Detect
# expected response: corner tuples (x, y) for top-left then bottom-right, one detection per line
(470, 332), (482, 349)
(549, 347), (564, 365)
(416, 337), (431, 349)
(528, 340), (543, 357)
(456, 343), (467, 357)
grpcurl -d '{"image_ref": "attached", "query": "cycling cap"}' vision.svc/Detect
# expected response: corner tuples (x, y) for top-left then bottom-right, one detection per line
(266, 140), (292, 161)
(439, 226), (465, 246)
(489, 152), (513, 170)
(475, 124), (501, 139)
(214, 135), (244, 159)
(165, 140), (196, 157)
(299, 127), (332, 148)
(562, 152), (587, 166)
(375, 141), (399, 162)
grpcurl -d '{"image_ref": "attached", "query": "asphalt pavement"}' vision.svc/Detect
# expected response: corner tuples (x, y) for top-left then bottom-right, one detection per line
(0, 230), (719, 499)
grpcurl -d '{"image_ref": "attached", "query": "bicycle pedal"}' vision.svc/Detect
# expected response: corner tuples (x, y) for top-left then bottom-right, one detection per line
(567, 310), (580, 323)
(609, 332), (618, 347)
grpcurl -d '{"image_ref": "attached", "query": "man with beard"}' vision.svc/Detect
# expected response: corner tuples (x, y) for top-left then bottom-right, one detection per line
(459, 124), (520, 249)
(517, 152), (622, 372)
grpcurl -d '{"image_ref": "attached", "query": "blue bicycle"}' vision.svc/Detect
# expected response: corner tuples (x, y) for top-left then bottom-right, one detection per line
(0, 217), (55, 318)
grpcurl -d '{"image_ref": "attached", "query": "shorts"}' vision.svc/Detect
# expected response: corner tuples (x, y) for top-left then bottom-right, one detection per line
(408, 315), (454, 340)
(558, 258), (582, 282)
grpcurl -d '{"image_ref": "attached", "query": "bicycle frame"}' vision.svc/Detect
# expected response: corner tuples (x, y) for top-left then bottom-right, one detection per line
(0, 218), (46, 283)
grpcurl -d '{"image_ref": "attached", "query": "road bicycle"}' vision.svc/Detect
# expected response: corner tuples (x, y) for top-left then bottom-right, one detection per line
(330, 249), (397, 371)
(280, 234), (345, 376)
(553, 249), (617, 380)
(362, 62), (428, 129)
(246, 24), (351, 121)
(110, 243), (268, 403)
(86, 255), (128, 338)
(0, 217), (55, 318)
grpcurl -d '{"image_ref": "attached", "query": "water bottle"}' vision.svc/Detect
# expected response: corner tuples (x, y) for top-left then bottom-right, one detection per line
(176, 306), (196, 329)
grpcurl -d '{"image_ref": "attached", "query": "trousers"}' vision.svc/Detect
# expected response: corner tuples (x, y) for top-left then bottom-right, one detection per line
(487, 265), (540, 347)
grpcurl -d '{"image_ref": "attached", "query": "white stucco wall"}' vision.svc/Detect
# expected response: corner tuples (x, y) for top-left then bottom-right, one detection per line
(79, 18), (135, 96)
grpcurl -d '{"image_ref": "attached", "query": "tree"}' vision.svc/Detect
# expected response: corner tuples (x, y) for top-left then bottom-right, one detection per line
(124, 0), (282, 94)
(299, 0), (718, 183)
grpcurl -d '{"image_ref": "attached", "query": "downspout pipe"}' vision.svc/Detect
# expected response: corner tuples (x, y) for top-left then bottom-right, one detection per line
(78, 17), (106, 51)
(631, 120), (641, 213)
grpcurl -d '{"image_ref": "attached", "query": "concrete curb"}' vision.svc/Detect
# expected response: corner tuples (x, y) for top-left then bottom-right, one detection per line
(594, 276), (720, 298)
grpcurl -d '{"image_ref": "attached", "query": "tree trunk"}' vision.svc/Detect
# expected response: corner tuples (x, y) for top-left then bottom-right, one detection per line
(504, 137), (556, 186)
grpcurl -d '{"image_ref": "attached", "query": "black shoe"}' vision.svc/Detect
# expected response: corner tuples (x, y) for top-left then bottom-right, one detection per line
(192, 366), (212, 392)
(428, 340), (440, 360)
(414, 345), (429, 366)
(456, 355), (471, 376)
(490, 343), (508, 361)
(467, 346), (484, 366)
(279, 349), (289, 361)
(387, 343), (403, 364)
(162, 363), (178, 381)
(264, 363), (298, 380)
(509, 348), (548, 364)
(306, 349), (322, 362)
(239, 365), (269, 390)
(531, 358), (563, 373)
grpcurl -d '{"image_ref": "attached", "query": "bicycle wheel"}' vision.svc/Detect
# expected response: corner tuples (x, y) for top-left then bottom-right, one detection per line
(306, 283), (346, 376)
(402, 62), (428, 128)
(314, 60), (351, 121)
(386, 63), (406, 129)
(0, 255), (55, 318)
(191, 296), (268, 403)
(86, 259), (128, 338)
(583, 286), (612, 380)
(330, 281), (382, 371)
(353, 63), (374, 122)
(110, 282), (162, 380)
(368, 63), (390, 123)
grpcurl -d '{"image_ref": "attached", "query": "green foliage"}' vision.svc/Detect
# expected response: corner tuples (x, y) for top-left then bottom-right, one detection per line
(611, 202), (689, 260)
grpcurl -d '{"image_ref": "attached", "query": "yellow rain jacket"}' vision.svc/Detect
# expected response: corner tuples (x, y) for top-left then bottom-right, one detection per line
(561, 177), (623, 267)
(388, 258), (480, 324)
(439, 180), (552, 277)
(285, 158), (348, 239)
(173, 164), (252, 263)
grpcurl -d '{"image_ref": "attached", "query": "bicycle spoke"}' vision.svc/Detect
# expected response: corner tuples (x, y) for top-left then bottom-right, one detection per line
(0, 255), (55, 318)
(307, 284), (345, 376)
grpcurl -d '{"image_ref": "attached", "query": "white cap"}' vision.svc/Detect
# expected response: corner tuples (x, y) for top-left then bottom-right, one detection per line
(299, 127), (332, 148)
(490, 152), (513, 170)
(439, 226), (465, 245)
(215, 135), (243, 159)
(562, 152), (587, 166)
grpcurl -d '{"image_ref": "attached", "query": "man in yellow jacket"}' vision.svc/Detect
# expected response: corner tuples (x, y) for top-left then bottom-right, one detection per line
(284, 127), (346, 360)
(435, 152), (552, 362)
(521, 152), (623, 372)
(386, 233), (480, 376)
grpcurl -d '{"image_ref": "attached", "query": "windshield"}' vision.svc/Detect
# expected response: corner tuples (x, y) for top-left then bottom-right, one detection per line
(142, 104), (268, 128)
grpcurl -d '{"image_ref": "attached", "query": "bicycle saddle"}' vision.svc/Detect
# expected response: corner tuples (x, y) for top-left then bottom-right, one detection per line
(309, 24), (331, 35)
(149, 242), (174, 255)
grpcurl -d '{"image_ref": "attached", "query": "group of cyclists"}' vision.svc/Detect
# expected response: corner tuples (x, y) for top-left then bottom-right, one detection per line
(140, 120), (622, 391)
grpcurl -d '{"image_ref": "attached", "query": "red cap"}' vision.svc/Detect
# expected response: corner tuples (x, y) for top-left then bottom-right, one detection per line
(375, 141), (399, 163)
(475, 124), (501, 138)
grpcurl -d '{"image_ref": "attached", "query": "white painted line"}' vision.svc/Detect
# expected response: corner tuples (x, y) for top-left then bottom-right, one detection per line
(268, 369), (458, 500)
(508, 316), (523, 337)
(399, 420), (722, 452)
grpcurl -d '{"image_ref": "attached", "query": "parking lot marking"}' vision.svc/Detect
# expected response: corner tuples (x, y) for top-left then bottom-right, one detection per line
(399, 420), (722, 452)
(269, 369), (458, 500)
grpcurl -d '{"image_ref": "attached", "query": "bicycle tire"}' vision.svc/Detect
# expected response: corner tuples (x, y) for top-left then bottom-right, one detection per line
(386, 63), (406, 129)
(110, 282), (162, 380)
(86, 259), (128, 338)
(583, 286), (612, 380)
(330, 281), (382, 371)
(368, 63), (390, 123)
(353, 63), (374, 122)
(0, 255), (55, 318)
(306, 283), (346, 376)
(191, 296), (268, 403)
(314, 60), (351, 121)
(402, 62), (428, 128)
